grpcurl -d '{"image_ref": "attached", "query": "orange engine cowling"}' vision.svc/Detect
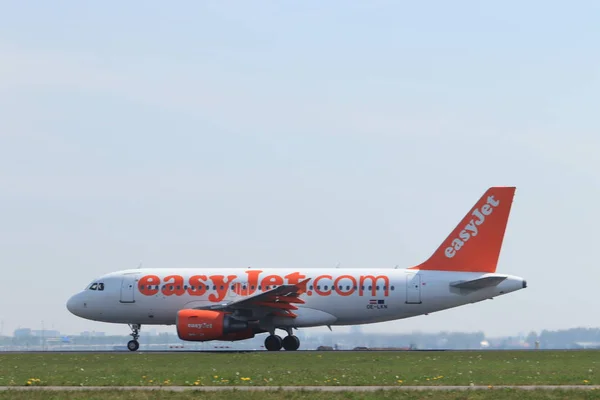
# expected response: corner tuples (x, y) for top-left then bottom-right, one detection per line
(176, 309), (255, 342)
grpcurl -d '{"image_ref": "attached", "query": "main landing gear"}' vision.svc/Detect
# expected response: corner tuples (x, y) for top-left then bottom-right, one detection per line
(127, 324), (141, 351)
(264, 328), (300, 351)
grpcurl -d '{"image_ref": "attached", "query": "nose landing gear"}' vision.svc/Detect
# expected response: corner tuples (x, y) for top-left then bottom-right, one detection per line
(127, 324), (141, 351)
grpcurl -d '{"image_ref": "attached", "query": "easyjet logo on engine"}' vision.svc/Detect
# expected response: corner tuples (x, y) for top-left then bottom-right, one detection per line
(444, 195), (500, 258)
(137, 270), (391, 302)
(188, 323), (213, 329)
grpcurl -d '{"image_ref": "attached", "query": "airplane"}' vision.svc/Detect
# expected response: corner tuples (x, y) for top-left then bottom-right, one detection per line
(66, 186), (526, 351)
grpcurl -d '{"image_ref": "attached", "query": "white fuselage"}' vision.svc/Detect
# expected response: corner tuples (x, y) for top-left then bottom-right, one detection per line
(66, 268), (526, 330)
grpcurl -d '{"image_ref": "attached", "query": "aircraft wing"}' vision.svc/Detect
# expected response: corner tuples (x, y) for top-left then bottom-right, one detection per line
(450, 276), (507, 290)
(194, 278), (311, 318)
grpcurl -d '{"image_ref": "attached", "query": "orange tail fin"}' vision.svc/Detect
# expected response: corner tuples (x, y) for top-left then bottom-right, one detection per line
(411, 187), (516, 273)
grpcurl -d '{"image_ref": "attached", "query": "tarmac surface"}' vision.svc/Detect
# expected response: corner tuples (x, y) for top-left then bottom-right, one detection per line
(3, 348), (589, 354)
(1, 385), (599, 391)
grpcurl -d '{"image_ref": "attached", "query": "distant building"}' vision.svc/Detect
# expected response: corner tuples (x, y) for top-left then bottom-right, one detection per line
(81, 331), (106, 337)
(31, 330), (60, 338)
(13, 328), (32, 337)
(573, 342), (600, 349)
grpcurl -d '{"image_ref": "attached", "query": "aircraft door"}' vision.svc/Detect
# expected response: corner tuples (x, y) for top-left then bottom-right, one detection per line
(405, 273), (422, 304)
(120, 274), (139, 303)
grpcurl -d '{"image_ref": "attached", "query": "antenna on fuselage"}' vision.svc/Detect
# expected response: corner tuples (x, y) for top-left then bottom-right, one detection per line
(335, 262), (341, 268)
(138, 261), (143, 269)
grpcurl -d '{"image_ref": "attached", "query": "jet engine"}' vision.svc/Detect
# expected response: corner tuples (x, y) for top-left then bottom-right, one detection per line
(176, 309), (255, 342)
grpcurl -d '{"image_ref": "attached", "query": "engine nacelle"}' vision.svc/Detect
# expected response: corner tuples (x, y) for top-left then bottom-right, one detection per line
(176, 309), (255, 342)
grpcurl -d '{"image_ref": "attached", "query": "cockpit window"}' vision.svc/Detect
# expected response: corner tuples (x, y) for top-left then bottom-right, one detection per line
(89, 283), (98, 290)
(98, 283), (105, 291)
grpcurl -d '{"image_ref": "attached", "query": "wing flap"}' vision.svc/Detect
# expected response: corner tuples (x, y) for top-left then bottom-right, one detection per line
(194, 278), (311, 318)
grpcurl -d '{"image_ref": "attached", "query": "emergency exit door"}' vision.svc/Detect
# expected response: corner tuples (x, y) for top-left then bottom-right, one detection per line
(230, 282), (249, 298)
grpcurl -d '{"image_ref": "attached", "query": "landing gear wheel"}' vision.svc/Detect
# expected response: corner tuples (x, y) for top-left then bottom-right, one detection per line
(264, 335), (283, 351)
(127, 324), (141, 351)
(282, 335), (300, 351)
(127, 340), (140, 351)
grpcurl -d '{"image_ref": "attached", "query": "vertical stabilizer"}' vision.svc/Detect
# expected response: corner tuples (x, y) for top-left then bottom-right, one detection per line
(411, 187), (516, 273)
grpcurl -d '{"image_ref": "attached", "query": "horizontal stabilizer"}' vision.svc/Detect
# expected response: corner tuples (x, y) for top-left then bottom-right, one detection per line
(450, 276), (507, 290)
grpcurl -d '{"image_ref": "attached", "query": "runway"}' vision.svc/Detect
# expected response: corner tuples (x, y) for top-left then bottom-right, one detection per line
(0, 348), (435, 353)
(2, 348), (586, 354)
(1, 385), (599, 391)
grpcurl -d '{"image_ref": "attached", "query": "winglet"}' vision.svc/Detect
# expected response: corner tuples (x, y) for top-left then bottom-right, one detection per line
(411, 187), (516, 273)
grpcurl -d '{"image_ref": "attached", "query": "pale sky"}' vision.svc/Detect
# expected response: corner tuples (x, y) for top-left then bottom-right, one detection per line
(1, 1), (599, 338)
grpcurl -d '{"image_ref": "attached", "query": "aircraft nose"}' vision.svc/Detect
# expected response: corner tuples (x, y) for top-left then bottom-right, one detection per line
(67, 293), (84, 316)
(66, 294), (76, 315)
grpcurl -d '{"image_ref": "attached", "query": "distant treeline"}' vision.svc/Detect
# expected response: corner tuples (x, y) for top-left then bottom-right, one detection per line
(524, 328), (600, 349)
(2, 327), (600, 349)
